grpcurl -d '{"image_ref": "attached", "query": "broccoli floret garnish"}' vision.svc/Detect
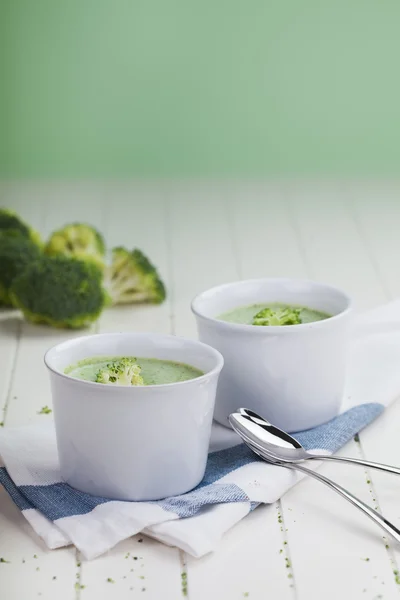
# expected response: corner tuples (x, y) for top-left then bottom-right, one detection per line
(0, 230), (42, 306)
(95, 358), (144, 386)
(44, 223), (106, 269)
(252, 307), (302, 326)
(10, 255), (109, 329)
(105, 247), (166, 305)
(0, 208), (42, 247)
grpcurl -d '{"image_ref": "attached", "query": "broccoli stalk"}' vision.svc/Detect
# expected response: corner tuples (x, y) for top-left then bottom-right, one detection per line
(105, 247), (166, 305)
(252, 307), (302, 326)
(44, 223), (106, 269)
(10, 255), (109, 329)
(95, 358), (144, 386)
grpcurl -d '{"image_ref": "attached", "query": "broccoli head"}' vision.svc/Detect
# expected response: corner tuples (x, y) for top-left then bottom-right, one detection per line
(95, 358), (144, 386)
(105, 247), (166, 305)
(0, 208), (42, 247)
(10, 255), (108, 329)
(252, 306), (302, 326)
(0, 230), (42, 306)
(44, 223), (106, 269)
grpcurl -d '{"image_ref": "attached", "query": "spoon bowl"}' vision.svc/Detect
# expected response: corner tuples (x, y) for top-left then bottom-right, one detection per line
(228, 408), (309, 463)
(229, 407), (400, 474)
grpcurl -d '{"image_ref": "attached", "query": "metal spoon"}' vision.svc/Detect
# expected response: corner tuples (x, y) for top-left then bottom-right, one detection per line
(229, 408), (400, 475)
(229, 410), (400, 544)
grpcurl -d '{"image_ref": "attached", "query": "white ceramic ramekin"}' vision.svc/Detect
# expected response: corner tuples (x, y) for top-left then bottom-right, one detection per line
(44, 332), (223, 501)
(191, 278), (353, 433)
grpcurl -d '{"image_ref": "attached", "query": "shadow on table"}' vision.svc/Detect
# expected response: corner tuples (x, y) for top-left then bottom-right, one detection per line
(0, 309), (86, 341)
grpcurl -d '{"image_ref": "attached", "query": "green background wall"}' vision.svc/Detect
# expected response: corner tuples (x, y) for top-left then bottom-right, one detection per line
(1, 0), (400, 178)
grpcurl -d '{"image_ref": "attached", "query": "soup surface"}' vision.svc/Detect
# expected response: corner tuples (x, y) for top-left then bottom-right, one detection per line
(217, 303), (331, 325)
(65, 356), (204, 385)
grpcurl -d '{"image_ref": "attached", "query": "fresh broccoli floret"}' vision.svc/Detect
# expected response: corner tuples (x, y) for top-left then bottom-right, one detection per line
(252, 307), (302, 326)
(0, 230), (42, 306)
(10, 255), (108, 329)
(0, 208), (42, 247)
(105, 247), (166, 305)
(95, 358), (144, 386)
(44, 223), (106, 269)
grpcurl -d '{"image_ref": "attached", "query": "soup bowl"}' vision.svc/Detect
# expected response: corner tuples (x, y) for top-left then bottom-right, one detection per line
(44, 332), (223, 501)
(191, 278), (353, 432)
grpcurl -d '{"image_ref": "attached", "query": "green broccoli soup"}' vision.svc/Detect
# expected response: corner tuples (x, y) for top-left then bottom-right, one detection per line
(64, 356), (203, 386)
(217, 303), (331, 326)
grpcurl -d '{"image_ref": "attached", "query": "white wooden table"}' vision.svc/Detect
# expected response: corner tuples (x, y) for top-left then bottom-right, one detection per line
(1, 180), (400, 600)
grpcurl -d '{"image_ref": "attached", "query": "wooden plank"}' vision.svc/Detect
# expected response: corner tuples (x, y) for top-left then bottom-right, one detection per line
(279, 183), (398, 599)
(0, 485), (77, 600)
(349, 181), (400, 299)
(0, 184), (78, 599)
(187, 503), (296, 600)
(97, 182), (171, 335)
(349, 182), (400, 575)
(167, 181), (240, 338)
(285, 181), (387, 311)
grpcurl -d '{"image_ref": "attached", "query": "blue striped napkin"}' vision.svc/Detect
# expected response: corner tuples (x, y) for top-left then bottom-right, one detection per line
(0, 300), (399, 559)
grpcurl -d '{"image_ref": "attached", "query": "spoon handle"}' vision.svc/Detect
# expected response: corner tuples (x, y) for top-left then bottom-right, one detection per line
(281, 462), (400, 543)
(309, 454), (400, 475)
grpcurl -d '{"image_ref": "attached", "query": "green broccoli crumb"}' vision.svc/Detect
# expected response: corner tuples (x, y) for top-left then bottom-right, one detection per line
(107, 578), (115, 583)
(0, 422), (3, 427)
(181, 572), (188, 596)
(252, 307), (301, 327)
(363, 557), (370, 561)
(125, 552), (130, 559)
(37, 406), (52, 415)
(0, 558), (9, 563)
(74, 582), (85, 590)
(96, 358), (144, 386)
(33, 555), (38, 559)
(76, 561), (81, 567)
(36, 567), (40, 571)
(243, 594), (249, 598)
(354, 433), (360, 442)
(366, 479), (371, 484)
